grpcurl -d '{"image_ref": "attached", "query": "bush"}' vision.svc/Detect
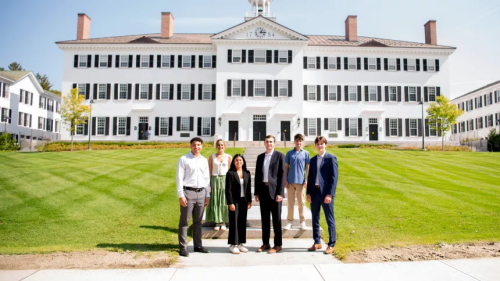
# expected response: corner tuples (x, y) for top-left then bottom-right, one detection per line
(0, 133), (20, 151)
(487, 129), (500, 152)
(39, 141), (214, 152)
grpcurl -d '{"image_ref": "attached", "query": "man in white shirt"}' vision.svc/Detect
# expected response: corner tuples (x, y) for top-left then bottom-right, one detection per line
(177, 137), (210, 257)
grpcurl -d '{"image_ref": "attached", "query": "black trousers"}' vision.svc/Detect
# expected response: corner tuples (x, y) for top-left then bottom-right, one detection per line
(259, 191), (282, 246)
(228, 197), (248, 245)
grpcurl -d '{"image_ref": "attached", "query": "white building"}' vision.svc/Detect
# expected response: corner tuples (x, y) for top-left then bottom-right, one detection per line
(0, 71), (62, 142)
(56, 0), (456, 143)
(451, 80), (500, 140)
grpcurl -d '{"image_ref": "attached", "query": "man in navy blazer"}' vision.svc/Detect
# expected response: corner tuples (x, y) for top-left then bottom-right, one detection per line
(306, 136), (339, 254)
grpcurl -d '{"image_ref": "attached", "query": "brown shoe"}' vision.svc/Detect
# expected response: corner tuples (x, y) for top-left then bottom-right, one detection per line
(324, 246), (334, 254)
(257, 244), (271, 252)
(308, 244), (322, 251)
(268, 246), (282, 254)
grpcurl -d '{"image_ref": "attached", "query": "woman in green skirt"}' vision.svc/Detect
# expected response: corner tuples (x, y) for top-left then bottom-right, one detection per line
(206, 139), (232, 231)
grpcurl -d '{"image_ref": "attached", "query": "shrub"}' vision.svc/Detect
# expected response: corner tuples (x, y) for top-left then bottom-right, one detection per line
(487, 129), (500, 152)
(39, 141), (214, 152)
(0, 133), (20, 151)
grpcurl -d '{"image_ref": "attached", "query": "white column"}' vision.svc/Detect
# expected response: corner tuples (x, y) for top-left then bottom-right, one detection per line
(268, 1), (271, 16)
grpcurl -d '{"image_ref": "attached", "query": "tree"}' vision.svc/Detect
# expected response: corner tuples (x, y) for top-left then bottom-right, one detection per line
(8, 62), (24, 71)
(50, 90), (61, 96)
(60, 88), (91, 151)
(0, 67), (4, 71)
(426, 96), (464, 151)
(36, 73), (53, 91)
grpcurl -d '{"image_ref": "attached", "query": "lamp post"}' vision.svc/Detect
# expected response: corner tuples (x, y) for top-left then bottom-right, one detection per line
(88, 100), (94, 150)
(419, 101), (426, 151)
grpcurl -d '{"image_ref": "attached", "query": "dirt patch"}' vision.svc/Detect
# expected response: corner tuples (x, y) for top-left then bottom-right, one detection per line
(0, 250), (175, 270)
(346, 242), (500, 263)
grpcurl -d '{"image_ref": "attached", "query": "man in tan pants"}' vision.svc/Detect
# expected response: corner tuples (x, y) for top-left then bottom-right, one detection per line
(284, 134), (310, 230)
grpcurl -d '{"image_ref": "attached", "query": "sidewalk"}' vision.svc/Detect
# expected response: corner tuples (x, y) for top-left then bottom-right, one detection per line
(1, 258), (498, 281)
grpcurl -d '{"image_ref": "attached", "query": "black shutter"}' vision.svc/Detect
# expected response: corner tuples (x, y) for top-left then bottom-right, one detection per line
(241, 80), (246, 97)
(211, 117), (215, 136)
(337, 57), (341, 69)
(435, 59), (440, 72)
(397, 86), (402, 102)
(148, 84), (153, 100)
(72, 83), (77, 90)
(114, 84), (119, 100)
(168, 117), (173, 136)
(178, 55), (182, 68)
(425, 119), (429, 137)
(190, 84), (195, 100)
(212, 84), (216, 100)
(108, 55), (112, 68)
(91, 117), (96, 136)
(357, 86), (361, 102)
(156, 84), (160, 100)
(397, 59), (401, 71)
(398, 119), (402, 137)
(337, 86), (342, 101)
(304, 85), (308, 101)
(136, 55), (140, 68)
(364, 86), (369, 101)
(304, 118), (308, 136)
(345, 119), (349, 137)
(189, 117), (194, 132)
(405, 119), (410, 137)
(197, 117), (202, 136)
(93, 84), (98, 100)
(404, 86), (409, 102)
(316, 57), (321, 69)
(377, 58), (381, 70)
(288, 50), (292, 63)
(191, 55), (195, 68)
(364, 58), (368, 70)
(74, 55), (78, 68)
(113, 117), (117, 135)
(228, 49), (232, 63)
(248, 50), (254, 63)
(177, 84), (181, 100)
(384, 58), (388, 70)
(344, 86), (348, 101)
(227, 80), (232, 97)
(385, 118), (390, 137)
(338, 118), (342, 130)
(86, 84), (90, 100)
(176, 117), (181, 131)
(105, 117), (110, 135)
(403, 59), (408, 71)
(212, 55), (217, 68)
(358, 118), (362, 137)
(344, 57), (348, 70)
(155, 117), (159, 136)
(317, 118), (321, 136)
(84, 121), (88, 136)
(248, 80), (254, 97)
(30, 93), (33, 105)
(437, 87), (441, 97)
(169, 84), (174, 100)
(266, 80), (272, 97)
(135, 84), (139, 100)
(127, 84), (132, 100)
(106, 84), (111, 100)
(94, 55), (99, 68)
(288, 80), (292, 97)
(324, 57), (328, 69)
(377, 86), (382, 101)
(423, 59), (428, 71)
(157, 55), (162, 68)
(416, 59), (420, 71)
(324, 118), (329, 130)
(198, 84), (202, 100)
(424, 87), (428, 102)
(417, 87), (422, 102)
(87, 55), (92, 68)
(324, 85), (329, 101)
(242, 50), (246, 63)
(128, 55), (133, 68)
(317, 85), (321, 101)
(170, 55), (175, 68)
(266, 50), (272, 63)
(274, 50), (278, 64)
(303, 57), (307, 69)
(357, 57), (361, 70)
(126, 117), (131, 136)
(274, 80), (278, 97)
(199, 55), (203, 68)
(418, 119), (422, 137)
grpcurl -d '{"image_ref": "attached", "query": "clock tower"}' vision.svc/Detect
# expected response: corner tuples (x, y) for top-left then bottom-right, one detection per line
(245, 0), (276, 22)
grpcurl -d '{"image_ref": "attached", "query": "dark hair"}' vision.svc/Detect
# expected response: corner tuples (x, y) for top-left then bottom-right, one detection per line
(294, 134), (304, 141)
(190, 137), (203, 144)
(215, 139), (225, 147)
(229, 154), (248, 172)
(314, 136), (327, 145)
(264, 135), (275, 142)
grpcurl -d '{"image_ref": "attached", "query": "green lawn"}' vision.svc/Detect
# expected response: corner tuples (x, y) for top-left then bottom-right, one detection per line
(0, 148), (499, 260)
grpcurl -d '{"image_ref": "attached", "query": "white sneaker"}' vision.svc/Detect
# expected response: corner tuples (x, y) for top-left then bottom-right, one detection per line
(300, 221), (309, 230)
(214, 224), (220, 231)
(229, 245), (240, 254)
(238, 244), (249, 253)
(283, 223), (292, 230)
(220, 223), (227, 231)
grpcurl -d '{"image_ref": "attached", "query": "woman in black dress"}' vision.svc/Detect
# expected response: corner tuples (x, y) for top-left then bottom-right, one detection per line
(225, 154), (252, 254)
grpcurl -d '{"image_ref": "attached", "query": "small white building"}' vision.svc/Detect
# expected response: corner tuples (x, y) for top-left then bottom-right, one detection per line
(451, 80), (500, 141)
(0, 71), (62, 142)
(56, 0), (457, 144)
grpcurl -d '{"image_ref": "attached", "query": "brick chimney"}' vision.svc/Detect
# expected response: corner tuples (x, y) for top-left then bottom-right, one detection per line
(424, 20), (437, 45)
(77, 13), (91, 40)
(345, 15), (358, 42)
(161, 12), (174, 38)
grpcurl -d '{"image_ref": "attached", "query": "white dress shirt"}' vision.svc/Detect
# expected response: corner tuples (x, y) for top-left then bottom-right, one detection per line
(176, 152), (210, 198)
(263, 149), (274, 182)
(315, 151), (326, 185)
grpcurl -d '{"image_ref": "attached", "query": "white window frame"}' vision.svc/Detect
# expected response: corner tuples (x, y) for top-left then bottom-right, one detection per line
(140, 84), (149, 100)
(181, 84), (191, 100)
(348, 58), (357, 70)
(428, 87), (436, 102)
(328, 85), (337, 101)
(140, 55), (150, 68)
(232, 80), (241, 97)
(160, 84), (170, 100)
(79, 55), (88, 68)
(427, 59), (436, 72)
(409, 119), (417, 136)
(18, 112), (24, 127)
(99, 55), (108, 68)
(368, 58), (377, 70)
(307, 57), (316, 69)
(139, 117), (148, 123)
(117, 117), (127, 136)
(202, 84), (212, 100)
(182, 56), (191, 68)
(38, 117), (44, 130)
(327, 57), (337, 70)
(161, 55), (171, 68)
(389, 86), (397, 102)
(408, 86), (417, 102)
(485, 94), (491, 106)
(254, 50), (266, 63)
(389, 119), (398, 136)
(407, 59), (416, 71)
(307, 85), (316, 101)
(159, 117), (169, 136)
(368, 86), (377, 101)
(120, 55), (129, 68)
(96, 117), (106, 136)
(388, 59), (397, 71)
(232, 50), (242, 63)
(429, 121), (437, 136)
(75, 123), (84, 136)
(278, 80), (288, 97)
(55, 121), (60, 133)
(202, 117), (211, 136)
(254, 80), (266, 97)
(278, 51), (288, 64)
(308, 118), (317, 136)
(180, 117), (190, 132)
(497, 91), (500, 104)
(349, 118), (358, 136)
(203, 56), (212, 68)
(348, 86), (357, 101)
(98, 84), (107, 100)
(119, 84), (128, 100)
(329, 118), (338, 132)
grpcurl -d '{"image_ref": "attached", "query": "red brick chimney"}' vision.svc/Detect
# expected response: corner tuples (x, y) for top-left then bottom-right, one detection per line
(161, 12), (174, 38)
(77, 13), (91, 40)
(424, 20), (437, 45)
(345, 15), (358, 42)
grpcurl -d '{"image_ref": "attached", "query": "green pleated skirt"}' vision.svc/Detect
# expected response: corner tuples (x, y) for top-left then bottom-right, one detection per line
(205, 175), (229, 224)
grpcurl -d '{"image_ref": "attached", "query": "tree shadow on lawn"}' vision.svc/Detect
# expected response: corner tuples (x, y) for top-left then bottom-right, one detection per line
(96, 243), (178, 252)
(140, 225), (178, 234)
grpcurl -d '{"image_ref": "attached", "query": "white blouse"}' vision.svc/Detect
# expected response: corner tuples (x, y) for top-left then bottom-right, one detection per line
(212, 153), (230, 176)
(240, 178), (245, 197)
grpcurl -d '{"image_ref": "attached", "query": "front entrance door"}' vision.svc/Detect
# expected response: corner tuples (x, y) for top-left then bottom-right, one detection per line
(369, 124), (378, 141)
(253, 115), (267, 141)
(229, 121), (239, 141)
(280, 121), (291, 141)
(138, 123), (148, 140)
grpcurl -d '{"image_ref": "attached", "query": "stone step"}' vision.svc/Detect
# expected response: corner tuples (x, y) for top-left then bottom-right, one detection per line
(202, 226), (320, 239)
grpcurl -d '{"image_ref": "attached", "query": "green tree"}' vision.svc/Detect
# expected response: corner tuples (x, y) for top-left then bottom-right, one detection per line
(35, 73), (53, 91)
(426, 96), (464, 151)
(50, 90), (61, 96)
(8, 62), (24, 71)
(0, 67), (4, 71)
(60, 88), (91, 151)
(0, 133), (20, 151)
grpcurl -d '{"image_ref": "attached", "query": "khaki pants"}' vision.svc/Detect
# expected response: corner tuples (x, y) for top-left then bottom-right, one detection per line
(287, 183), (305, 223)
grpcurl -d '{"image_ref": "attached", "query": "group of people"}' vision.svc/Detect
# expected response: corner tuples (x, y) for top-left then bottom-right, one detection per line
(176, 134), (338, 257)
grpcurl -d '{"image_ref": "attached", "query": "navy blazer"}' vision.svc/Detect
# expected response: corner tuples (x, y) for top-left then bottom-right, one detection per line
(254, 151), (286, 200)
(225, 170), (252, 205)
(306, 153), (339, 198)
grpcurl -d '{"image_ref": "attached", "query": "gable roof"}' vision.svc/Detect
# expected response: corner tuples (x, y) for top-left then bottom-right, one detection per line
(452, 80), (500, 101)
(307, 35), (455, 49)
(0, 71), (32, 82)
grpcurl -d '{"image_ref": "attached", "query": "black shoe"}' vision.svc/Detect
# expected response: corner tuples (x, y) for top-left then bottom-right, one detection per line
(179, 249), (189, 257)
(194, 247), (210, 253)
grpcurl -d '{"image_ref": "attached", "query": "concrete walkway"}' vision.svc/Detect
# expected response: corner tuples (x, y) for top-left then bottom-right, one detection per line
(1, 258), (499, 281)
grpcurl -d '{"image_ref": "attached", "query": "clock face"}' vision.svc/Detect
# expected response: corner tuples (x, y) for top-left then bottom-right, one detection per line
(255, 27), (267, 38)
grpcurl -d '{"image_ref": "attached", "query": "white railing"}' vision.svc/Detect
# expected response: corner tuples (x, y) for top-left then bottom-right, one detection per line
(245, 11), (276, 18)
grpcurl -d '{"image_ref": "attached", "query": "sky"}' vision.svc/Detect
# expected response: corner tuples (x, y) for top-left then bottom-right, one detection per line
(1, 0), (499, 98)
